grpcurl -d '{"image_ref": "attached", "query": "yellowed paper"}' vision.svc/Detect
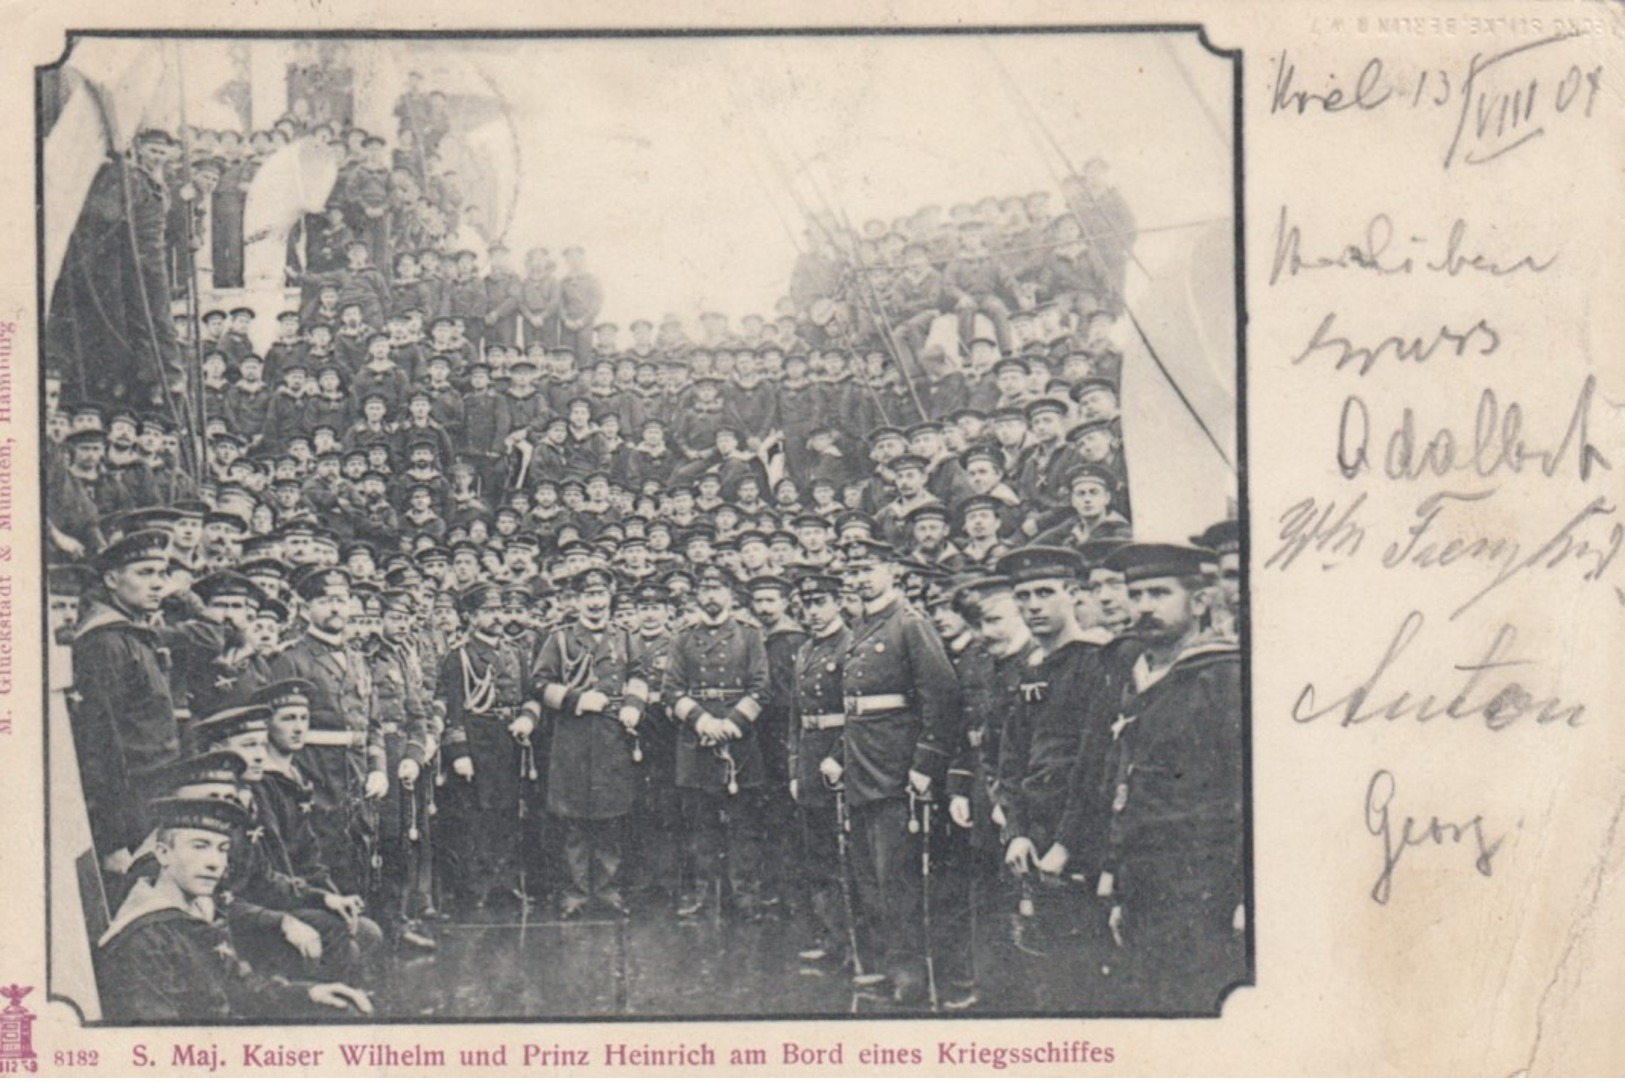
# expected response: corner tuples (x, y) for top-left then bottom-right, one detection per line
(1, 0), (1622, 1076)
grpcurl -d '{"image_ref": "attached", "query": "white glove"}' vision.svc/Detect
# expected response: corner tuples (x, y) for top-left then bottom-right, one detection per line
(398, 759), (420, 783)
(577, 690), (611, 714)
(508, 714), (535, 740)
(363, 770), (389, 800)
(453, 756), (475, 780)
(1004, 836), (1037, 873)
(281, 915), (323, 960)
(308, 983), (373, 1014)
(618, 705), (641, 731)
(695, 714), (727, 743)
(819, 757), (843, 784)
(1036, 843), (1069, 876)
(949, 795), (973, 829)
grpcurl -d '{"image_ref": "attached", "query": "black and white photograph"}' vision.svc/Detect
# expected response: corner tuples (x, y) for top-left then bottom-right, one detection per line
(38, 27), (1247, 1024)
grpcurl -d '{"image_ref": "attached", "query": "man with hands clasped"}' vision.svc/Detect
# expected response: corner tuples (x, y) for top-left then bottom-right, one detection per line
(535, 567), (649, 918)
(660, 564), (771, 921)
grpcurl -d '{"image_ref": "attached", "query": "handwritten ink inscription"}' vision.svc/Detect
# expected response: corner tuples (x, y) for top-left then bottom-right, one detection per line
(1337, 377), (1611, 484)
(1268, 36), (1604, 168)
(1271, 207), (1559, 286)
(1293, 609), (1587, 731)
(1365, 769), (1507, 905)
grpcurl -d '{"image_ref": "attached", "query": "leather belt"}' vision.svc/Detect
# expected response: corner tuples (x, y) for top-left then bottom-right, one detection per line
(693, 688), (744, 701)
(304, 729), (364, 748)
(801, 712), (846, 731)
(844, 693), (909, 716)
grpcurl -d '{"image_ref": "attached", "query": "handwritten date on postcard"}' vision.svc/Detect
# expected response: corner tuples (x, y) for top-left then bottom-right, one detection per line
(1265, 31), (1610, 907)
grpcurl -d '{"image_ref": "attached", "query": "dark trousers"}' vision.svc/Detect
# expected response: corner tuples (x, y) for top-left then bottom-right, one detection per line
(371, 733), (432, 933)
(682, 787), (765, 912)
(849, 796), (924, 983)
(1116, 851), (1247, 1014)
(442, 721), (526, 905)
(931, 814), (979, 988)
(562, 816), (625, 907)
(757, 784), (796, 902)
(233, 908), (383, 985)
(300, 745), (372, 897)
(630, 781), (686, 896)
(796, 802), (846, 949)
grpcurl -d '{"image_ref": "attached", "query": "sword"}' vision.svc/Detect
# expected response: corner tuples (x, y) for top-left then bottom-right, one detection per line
(716, 744), (740, 796)
(833, 785), (866, 981)
(401, 774), (420, 927)
(911, 791), (940, 1012)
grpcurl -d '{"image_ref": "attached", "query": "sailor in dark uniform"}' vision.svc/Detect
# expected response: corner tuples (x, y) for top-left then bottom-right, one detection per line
(253, 567), (384, 897)
(989, 545), (1131, 1008)
(625, 582), (683, 903)
(188, 708), (383, 983)
(1094, 543), (1245, 1013)
(785, 571), (853, 965)
(251, 680), (342, 907)
(367, 589), (439, 949)
(825, 537), (963, 1003)
(749, 573), (806, 911)
(70, 529), (233, 874)
(96, 794), (374, 1022)
(660, 564), (771, 920)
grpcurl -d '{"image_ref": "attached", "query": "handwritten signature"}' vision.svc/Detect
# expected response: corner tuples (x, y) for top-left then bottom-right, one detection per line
(1268, 489), (1622, 616)
(1293, 609), (1586, 731)
(1365, 769), (1507, 905)
(1336, 376), (1611, 484)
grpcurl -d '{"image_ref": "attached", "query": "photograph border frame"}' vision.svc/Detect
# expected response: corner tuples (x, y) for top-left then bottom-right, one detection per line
(34, 20), (1253, 1027)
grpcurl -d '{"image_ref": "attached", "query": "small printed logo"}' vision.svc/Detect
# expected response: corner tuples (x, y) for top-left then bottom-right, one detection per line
(0, 985), (38, 1074)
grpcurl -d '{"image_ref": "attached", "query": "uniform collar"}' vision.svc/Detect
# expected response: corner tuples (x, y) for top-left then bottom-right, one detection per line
(305, 625), (346, 648)
(864, 589), (903, 617)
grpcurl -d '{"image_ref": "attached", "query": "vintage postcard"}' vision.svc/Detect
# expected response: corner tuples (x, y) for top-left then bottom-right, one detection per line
(0, 0), (1620, 1075)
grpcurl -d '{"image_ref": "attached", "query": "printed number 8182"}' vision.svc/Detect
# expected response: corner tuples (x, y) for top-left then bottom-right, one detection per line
(53, 1051), (99, 1067)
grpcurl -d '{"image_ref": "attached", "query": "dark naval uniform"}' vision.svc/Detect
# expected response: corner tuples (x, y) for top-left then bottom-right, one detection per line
(788, 620), (852, 957)
(660, 607), (771, 915)
(627, 623), (682, 899)
(759, 618), (807, 905)
(837, 587), (963, 994)
(534, 613), (648, 914)
(1103, 640), (1245, 1013)
(97, 890), (325, 1022)
(70, 591), (232, 862)
(366, 630), (435, 935)
(262, 624), (383, 896)
(439, 627), (539, 910)
(990, 634), (1129, 1005)
(223, 788), (376, 985)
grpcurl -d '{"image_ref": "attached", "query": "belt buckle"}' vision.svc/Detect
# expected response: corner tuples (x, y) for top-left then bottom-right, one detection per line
(843, 696), (859, 716)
